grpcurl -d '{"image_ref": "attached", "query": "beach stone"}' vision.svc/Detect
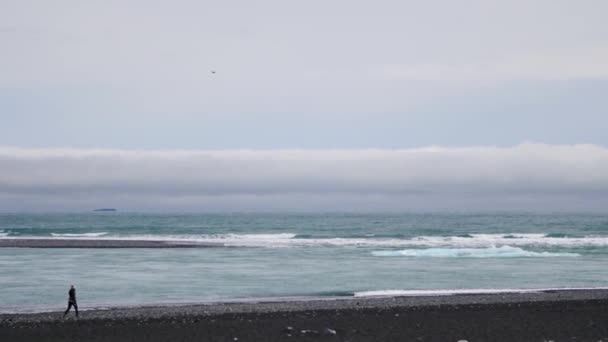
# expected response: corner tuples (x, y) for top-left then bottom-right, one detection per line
(323, 328), (337, 335)
(300, 329), (320, 336)
(457, 340), (468, 342)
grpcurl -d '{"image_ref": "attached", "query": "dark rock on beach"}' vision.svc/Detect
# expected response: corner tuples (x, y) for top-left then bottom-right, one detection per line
(1, 289), (608, 341)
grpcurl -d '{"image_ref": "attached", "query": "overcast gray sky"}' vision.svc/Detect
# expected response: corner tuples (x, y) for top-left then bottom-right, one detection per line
(1, 1), (607, 211)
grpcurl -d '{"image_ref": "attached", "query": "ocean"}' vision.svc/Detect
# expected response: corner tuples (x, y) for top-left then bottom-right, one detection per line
(1, 212), (607, 313)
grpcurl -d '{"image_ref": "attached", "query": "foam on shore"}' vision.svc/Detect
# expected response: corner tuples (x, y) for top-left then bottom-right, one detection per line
(353, 286), (608, 297)
(50, 232), (108, 237)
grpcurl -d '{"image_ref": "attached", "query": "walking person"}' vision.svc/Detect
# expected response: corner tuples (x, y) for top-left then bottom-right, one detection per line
(63, 285), (79, 318)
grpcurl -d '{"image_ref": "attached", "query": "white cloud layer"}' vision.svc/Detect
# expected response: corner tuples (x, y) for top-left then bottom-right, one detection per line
(378, 47), (608, 81)
(1, 144), (607, 211)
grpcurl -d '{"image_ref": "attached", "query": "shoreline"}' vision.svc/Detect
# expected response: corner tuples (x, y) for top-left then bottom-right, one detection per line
(3, 287), (608, 316)
(3, 289), (608, 341)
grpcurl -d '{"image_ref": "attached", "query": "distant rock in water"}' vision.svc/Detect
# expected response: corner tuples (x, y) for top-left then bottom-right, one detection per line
(93, 208), (117, 212)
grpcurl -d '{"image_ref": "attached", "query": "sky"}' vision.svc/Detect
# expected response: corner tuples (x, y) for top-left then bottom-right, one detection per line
(1, 0), (607, 211)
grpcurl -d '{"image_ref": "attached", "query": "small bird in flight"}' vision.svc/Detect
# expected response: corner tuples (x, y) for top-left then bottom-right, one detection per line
(211, 70), (216, 74)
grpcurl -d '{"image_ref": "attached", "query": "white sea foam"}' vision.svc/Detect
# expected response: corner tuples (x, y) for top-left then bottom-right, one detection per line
(354, 287), (608, 298)
(371, 246), (580, 258)
(402, 233), (608, 248)
(3, 232), (608, 248)
(126, 233), (608, 248)
(50, 232), (109, 238)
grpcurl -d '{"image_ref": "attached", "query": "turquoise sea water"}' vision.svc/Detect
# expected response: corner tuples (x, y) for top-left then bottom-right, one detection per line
(1, 212), (608, 313)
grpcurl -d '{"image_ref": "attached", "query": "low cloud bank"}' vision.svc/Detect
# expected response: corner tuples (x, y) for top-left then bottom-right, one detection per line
(1, 144), (607, 211)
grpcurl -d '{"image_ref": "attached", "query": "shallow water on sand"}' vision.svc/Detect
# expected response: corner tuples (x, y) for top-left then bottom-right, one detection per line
(1, 212), (607, 312)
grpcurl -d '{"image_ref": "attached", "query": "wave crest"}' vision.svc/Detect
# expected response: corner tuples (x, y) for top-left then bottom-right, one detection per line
(371, 246), (580, 258)
(50, 232), (109, 238)
(354, 287), (608, 297)
(3, 232), (607, 249)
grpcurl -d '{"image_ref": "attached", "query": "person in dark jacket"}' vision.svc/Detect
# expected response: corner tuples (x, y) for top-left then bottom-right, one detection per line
(63, 285), (78, 318)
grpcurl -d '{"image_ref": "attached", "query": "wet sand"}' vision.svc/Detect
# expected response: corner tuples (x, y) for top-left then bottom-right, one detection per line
(2, 289), (608, 341)
(0, 238), (221, 248)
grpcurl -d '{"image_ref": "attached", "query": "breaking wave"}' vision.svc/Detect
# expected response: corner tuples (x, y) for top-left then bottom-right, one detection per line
(50, 232), (109, 238)
(104, 232), (608, 248)
(354, 287), (608, 297)
(2, 232), (608, 248)
(371, 246), (580, 258)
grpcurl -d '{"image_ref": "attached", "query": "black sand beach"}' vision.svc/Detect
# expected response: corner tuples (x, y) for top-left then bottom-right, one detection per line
(2, 289), (608, 341)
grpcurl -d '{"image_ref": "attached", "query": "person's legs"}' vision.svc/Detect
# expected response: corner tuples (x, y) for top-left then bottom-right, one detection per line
(63, 302), (73, 316)
(74, 303), (79, 317)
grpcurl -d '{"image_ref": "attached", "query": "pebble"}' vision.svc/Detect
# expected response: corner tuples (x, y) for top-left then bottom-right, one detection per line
(324, 328), (337, 335)
(300, 329), (320, 336)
